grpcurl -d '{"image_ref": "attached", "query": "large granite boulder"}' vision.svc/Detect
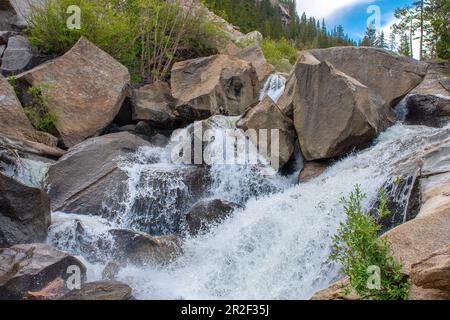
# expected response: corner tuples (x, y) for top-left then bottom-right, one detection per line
(46, 132), (151, 216)
(403, 61), (450, 128)
(171, 54), (259, 121)
(309, 47), (428, 111)
(237, 96), (296, 169)
(292, 52), (387, 160)
(0, 172), (51, 247)
(0, 74), (57, 147)
(17, 37), (130, 148)
(0, 243), (86, 300)
(131, 81), (179, 128)
(236, 44), (274, 83)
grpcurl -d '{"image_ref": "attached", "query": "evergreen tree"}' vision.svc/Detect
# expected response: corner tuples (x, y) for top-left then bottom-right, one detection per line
(376, 31), (387, 49)
(361, 23), (377, 47)
(388, 32), (397, 52)
(202, 0), (356, 49)
(398, 33), (412, 57)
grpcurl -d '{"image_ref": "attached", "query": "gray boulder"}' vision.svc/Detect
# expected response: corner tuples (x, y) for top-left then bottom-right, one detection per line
(0, 172), (51, 247)
(46, 132), (151, 216)
(403, 61), (450, 128)
(1, 35), (32, 74)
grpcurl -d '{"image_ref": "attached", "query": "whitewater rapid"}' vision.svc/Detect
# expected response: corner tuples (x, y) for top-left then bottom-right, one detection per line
(47, 119), (449, 299)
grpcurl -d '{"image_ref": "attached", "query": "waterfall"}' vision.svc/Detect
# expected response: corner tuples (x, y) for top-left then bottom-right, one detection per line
(47, 122), (449, 299)
(259, 73), (286, 102)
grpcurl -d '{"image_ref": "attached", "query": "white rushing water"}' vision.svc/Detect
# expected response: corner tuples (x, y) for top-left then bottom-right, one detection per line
(47, 119), (450, 299)
(259, 73), (286, 102)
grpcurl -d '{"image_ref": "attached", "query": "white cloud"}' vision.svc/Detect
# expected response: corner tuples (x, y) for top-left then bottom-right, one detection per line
(296, 0), (373, 19)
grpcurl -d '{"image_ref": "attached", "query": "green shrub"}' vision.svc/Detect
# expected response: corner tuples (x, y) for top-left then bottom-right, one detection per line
(7, 76), (20, 96)
(330, 185), (410, 300)
(24, 83), (58, 133)
(261, 38), (298, 72)
(26, 0), (226, 82)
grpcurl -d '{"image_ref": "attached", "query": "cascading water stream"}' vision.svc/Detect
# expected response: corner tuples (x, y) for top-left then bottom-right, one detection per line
(259, 73), (286, 102)
(45, 71), (450, 299)
(47, 118), (450, 299)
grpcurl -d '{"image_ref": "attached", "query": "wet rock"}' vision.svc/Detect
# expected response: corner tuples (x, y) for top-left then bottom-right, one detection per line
(46, 132), (152, 216)
(171, 54), (259, 121)
(237, 96), (296, 169)
(126, 165), (210, 235)
(102, 262), (121, 281)
(0, 172), (51, 246)
(108, 229), (182, 266)
(135, 121), (154, 137)
(60, 281), (133, 300)
(0, 243), (86, 300)
(298, 162), (329, 183)
(185, 199), (242, 235)
(403, 61), (450, 128)
(17, 37), (130, 148)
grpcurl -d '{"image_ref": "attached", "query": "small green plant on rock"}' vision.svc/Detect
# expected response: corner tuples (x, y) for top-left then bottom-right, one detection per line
(330, 185), (410, 300)
(7, 76), (20, 96)
(24, 83), (58, 133)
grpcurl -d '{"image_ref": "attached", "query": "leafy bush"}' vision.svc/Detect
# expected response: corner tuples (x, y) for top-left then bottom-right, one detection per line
(330, 185), (410, 300)
(26, 0), (226, 82)
(261, 38), (298, 72)
(24, 83), (58, 133)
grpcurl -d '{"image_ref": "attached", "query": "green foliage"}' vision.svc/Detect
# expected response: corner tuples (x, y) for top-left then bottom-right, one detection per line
(24, 83), (58, 133)
(261, 38), (298, 72)
(7, 76), (20, 96)
(330, 185), (410, 300)
(26, 0), (225, 82)
(27, 0), (138, 68)
(393, 0), (450, 60)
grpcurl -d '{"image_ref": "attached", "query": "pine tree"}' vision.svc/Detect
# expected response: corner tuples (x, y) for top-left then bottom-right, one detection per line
(388, 32), (397, 52)
(398, 33), (412, 57)
(376, 31), (387, 49)
(361, 23), (377, 47)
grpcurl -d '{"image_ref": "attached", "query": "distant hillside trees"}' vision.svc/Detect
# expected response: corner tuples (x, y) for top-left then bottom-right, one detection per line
(202, 0), (356, 49)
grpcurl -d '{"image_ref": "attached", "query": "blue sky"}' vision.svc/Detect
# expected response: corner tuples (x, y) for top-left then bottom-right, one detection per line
(296, 0), (414, 40)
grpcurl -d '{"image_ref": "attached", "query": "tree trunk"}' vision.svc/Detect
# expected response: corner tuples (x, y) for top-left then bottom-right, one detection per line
(419, 0), (424, 60)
